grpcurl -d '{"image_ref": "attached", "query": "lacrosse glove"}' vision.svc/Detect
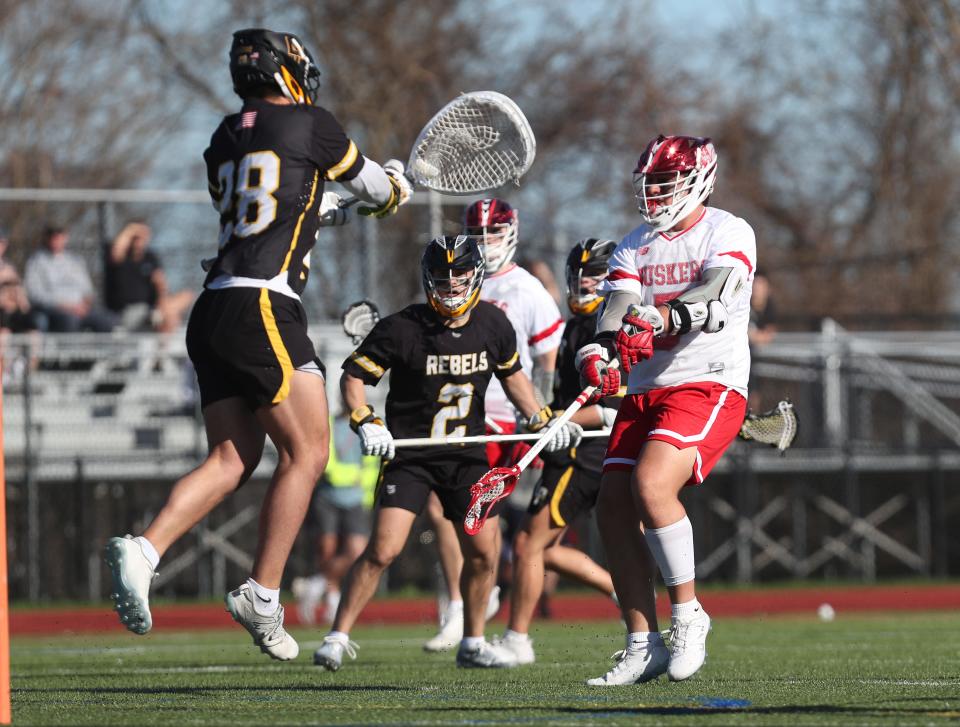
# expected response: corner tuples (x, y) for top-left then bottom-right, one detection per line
(350, 405), (395, 459)
(526, 406), (584, 453)
(358, 159), (413, 218)
(575, 342), (621, 405)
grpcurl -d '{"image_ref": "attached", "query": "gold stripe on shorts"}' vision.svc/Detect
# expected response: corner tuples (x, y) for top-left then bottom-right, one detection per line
(258, 288), (294, 404)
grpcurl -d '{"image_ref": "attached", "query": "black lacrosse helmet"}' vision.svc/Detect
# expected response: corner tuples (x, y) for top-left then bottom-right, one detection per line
(565, 238), (616, 315)
(230, 28), (321, 104)
(421, 235), (486, 319)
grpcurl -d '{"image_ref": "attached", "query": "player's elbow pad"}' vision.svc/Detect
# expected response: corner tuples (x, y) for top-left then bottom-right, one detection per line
(668, 299), (728, 334)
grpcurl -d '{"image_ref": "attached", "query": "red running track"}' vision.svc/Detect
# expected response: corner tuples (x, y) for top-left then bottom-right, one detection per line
(10, 584), (960, 635)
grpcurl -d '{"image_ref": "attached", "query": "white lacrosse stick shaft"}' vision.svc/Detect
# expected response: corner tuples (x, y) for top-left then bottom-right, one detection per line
(516, 385), (596, 474)
(394, 429), (608, 448)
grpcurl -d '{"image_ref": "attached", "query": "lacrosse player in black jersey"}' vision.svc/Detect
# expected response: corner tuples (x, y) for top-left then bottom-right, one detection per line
(495, 238), (620, 663)
(314, 236), (581, 670)
(104, 28), (412, 661)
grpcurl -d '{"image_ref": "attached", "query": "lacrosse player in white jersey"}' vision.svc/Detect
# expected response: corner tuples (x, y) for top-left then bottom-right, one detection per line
(577, 135), (756, 685)
(421, 198), (568, 653)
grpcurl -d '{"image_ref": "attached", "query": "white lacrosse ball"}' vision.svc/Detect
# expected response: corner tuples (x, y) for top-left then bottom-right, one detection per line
(413, 157), (440, 180)
(817, 603), (836, 622)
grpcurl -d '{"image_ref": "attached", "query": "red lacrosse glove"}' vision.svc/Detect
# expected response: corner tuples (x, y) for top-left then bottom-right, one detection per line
(575, 343), (621, 404)
(614, 311), (655, 374)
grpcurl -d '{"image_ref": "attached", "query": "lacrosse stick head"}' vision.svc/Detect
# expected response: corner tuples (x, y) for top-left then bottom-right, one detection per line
(341, 300), (380, 345)
(463, 465), (521, 536)
(738, 398), (798, 454)
(408, 91), (536, 195)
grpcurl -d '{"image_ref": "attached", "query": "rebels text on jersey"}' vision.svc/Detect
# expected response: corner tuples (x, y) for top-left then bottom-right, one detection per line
(481, 265), (564, 421)
(342, 302), (522, 440)
(203, 98), (365, 297)
(601, 207), (757, 395)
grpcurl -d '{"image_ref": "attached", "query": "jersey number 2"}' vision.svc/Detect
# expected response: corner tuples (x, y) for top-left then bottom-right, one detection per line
(431, 383), (475, 439)
(216, 151), (281, 245)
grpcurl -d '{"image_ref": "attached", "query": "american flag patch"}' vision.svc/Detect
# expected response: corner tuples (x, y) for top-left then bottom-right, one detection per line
(238, 111), (257, 129)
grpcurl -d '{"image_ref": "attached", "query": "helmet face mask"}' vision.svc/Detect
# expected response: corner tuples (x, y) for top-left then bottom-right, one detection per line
(463, 199), (518, 274)
(421, 235), (486, 319)
(230, 29), (321, 105)
(633, 135), (717, 232)
(565, 238), (616, 315)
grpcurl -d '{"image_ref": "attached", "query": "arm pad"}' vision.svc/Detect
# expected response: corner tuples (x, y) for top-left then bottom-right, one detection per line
(668, 266), (746, 334)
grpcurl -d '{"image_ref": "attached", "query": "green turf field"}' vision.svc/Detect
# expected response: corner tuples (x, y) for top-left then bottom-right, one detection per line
(11, 613), (960, 725)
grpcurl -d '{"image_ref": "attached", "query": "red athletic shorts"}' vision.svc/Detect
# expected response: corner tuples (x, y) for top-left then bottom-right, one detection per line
(602, 382), (747, 485)
(485, 419), (544, 471)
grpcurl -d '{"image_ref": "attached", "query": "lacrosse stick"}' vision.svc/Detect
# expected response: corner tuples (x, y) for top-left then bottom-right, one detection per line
(395, 429), (609, 448)
(463, 383), (599, 536)
(341, 90), (536, 207)
(341, 300), (381, 345)
(738, 398), (798, 454)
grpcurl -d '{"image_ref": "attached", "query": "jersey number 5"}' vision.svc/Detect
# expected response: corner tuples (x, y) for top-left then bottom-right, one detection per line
(431, 383), (475, 438)
(216, 151), (281, 245)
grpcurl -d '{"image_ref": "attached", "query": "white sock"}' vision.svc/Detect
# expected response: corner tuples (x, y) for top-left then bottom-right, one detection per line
(328, 630), (350, 642)
(626, 631), (664, 650)
(672, 597), (703, 621)
(461, 636), (484, 649)
(503, 628), (529, 642)
(246, 577), (279, 616)
(447, 599), (464, 612)
(133, 536), (160, 570)
(644, 515), (696, 586)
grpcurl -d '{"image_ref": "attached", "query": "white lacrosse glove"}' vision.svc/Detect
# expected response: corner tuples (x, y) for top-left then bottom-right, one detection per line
(526, 407), (583, 453)
(383, 159), (413, 207)
(350, 405), (395, 459)
(357, 159), (413, 218)
(318, 191), (351, 227)
(359, 422), (394, 459)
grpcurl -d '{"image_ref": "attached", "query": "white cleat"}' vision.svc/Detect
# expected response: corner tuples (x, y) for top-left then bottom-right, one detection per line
(424, 603), (464, 652)
(291, 575), (326, 625)
(224, 584), (299, 661)
(485, 585), (501, 621)
(456, 640), (519, 668)
(586, 643), (670, 685)
(104, 535), (156, 635)
(667, 609), (712, 681)
(313, 633), (358, 672)
(493, 632), (535, 665)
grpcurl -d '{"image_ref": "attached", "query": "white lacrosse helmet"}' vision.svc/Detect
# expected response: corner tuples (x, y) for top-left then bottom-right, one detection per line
(462, 198), (519, 274)
(633, 135), (717, 232)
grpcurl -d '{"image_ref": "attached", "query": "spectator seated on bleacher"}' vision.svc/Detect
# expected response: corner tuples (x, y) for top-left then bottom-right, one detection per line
(0, 227), (37, 334)
(24, 226), (116, 333)
(104, 222), (194, 334)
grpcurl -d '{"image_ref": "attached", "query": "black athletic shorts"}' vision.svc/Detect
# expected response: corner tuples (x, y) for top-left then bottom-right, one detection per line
(528, 441), (605, 528)
(377, 446), (496, 522)
(186, 287), (324, 410)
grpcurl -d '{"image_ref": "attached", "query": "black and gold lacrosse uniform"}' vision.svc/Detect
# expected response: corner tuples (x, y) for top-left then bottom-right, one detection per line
(529, 311), (612, 527)
(187, 98), (365, 410)
(342, 302), (522, 521)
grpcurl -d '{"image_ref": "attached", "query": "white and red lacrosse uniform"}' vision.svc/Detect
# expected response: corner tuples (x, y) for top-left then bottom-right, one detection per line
(481, 263), (564, 466)
(600, 206), (756, 483)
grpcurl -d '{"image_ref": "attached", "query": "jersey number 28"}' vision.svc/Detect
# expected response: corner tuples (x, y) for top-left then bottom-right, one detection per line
(216, 151), (280, 245)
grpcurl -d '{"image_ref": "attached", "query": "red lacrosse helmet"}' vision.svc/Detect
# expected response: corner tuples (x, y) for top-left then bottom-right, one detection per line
(462, 198), (519, 274)
(633, 135), (717, 232)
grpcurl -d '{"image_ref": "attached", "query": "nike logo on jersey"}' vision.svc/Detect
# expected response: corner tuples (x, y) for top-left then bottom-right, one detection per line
(425, 352), (489, 376)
